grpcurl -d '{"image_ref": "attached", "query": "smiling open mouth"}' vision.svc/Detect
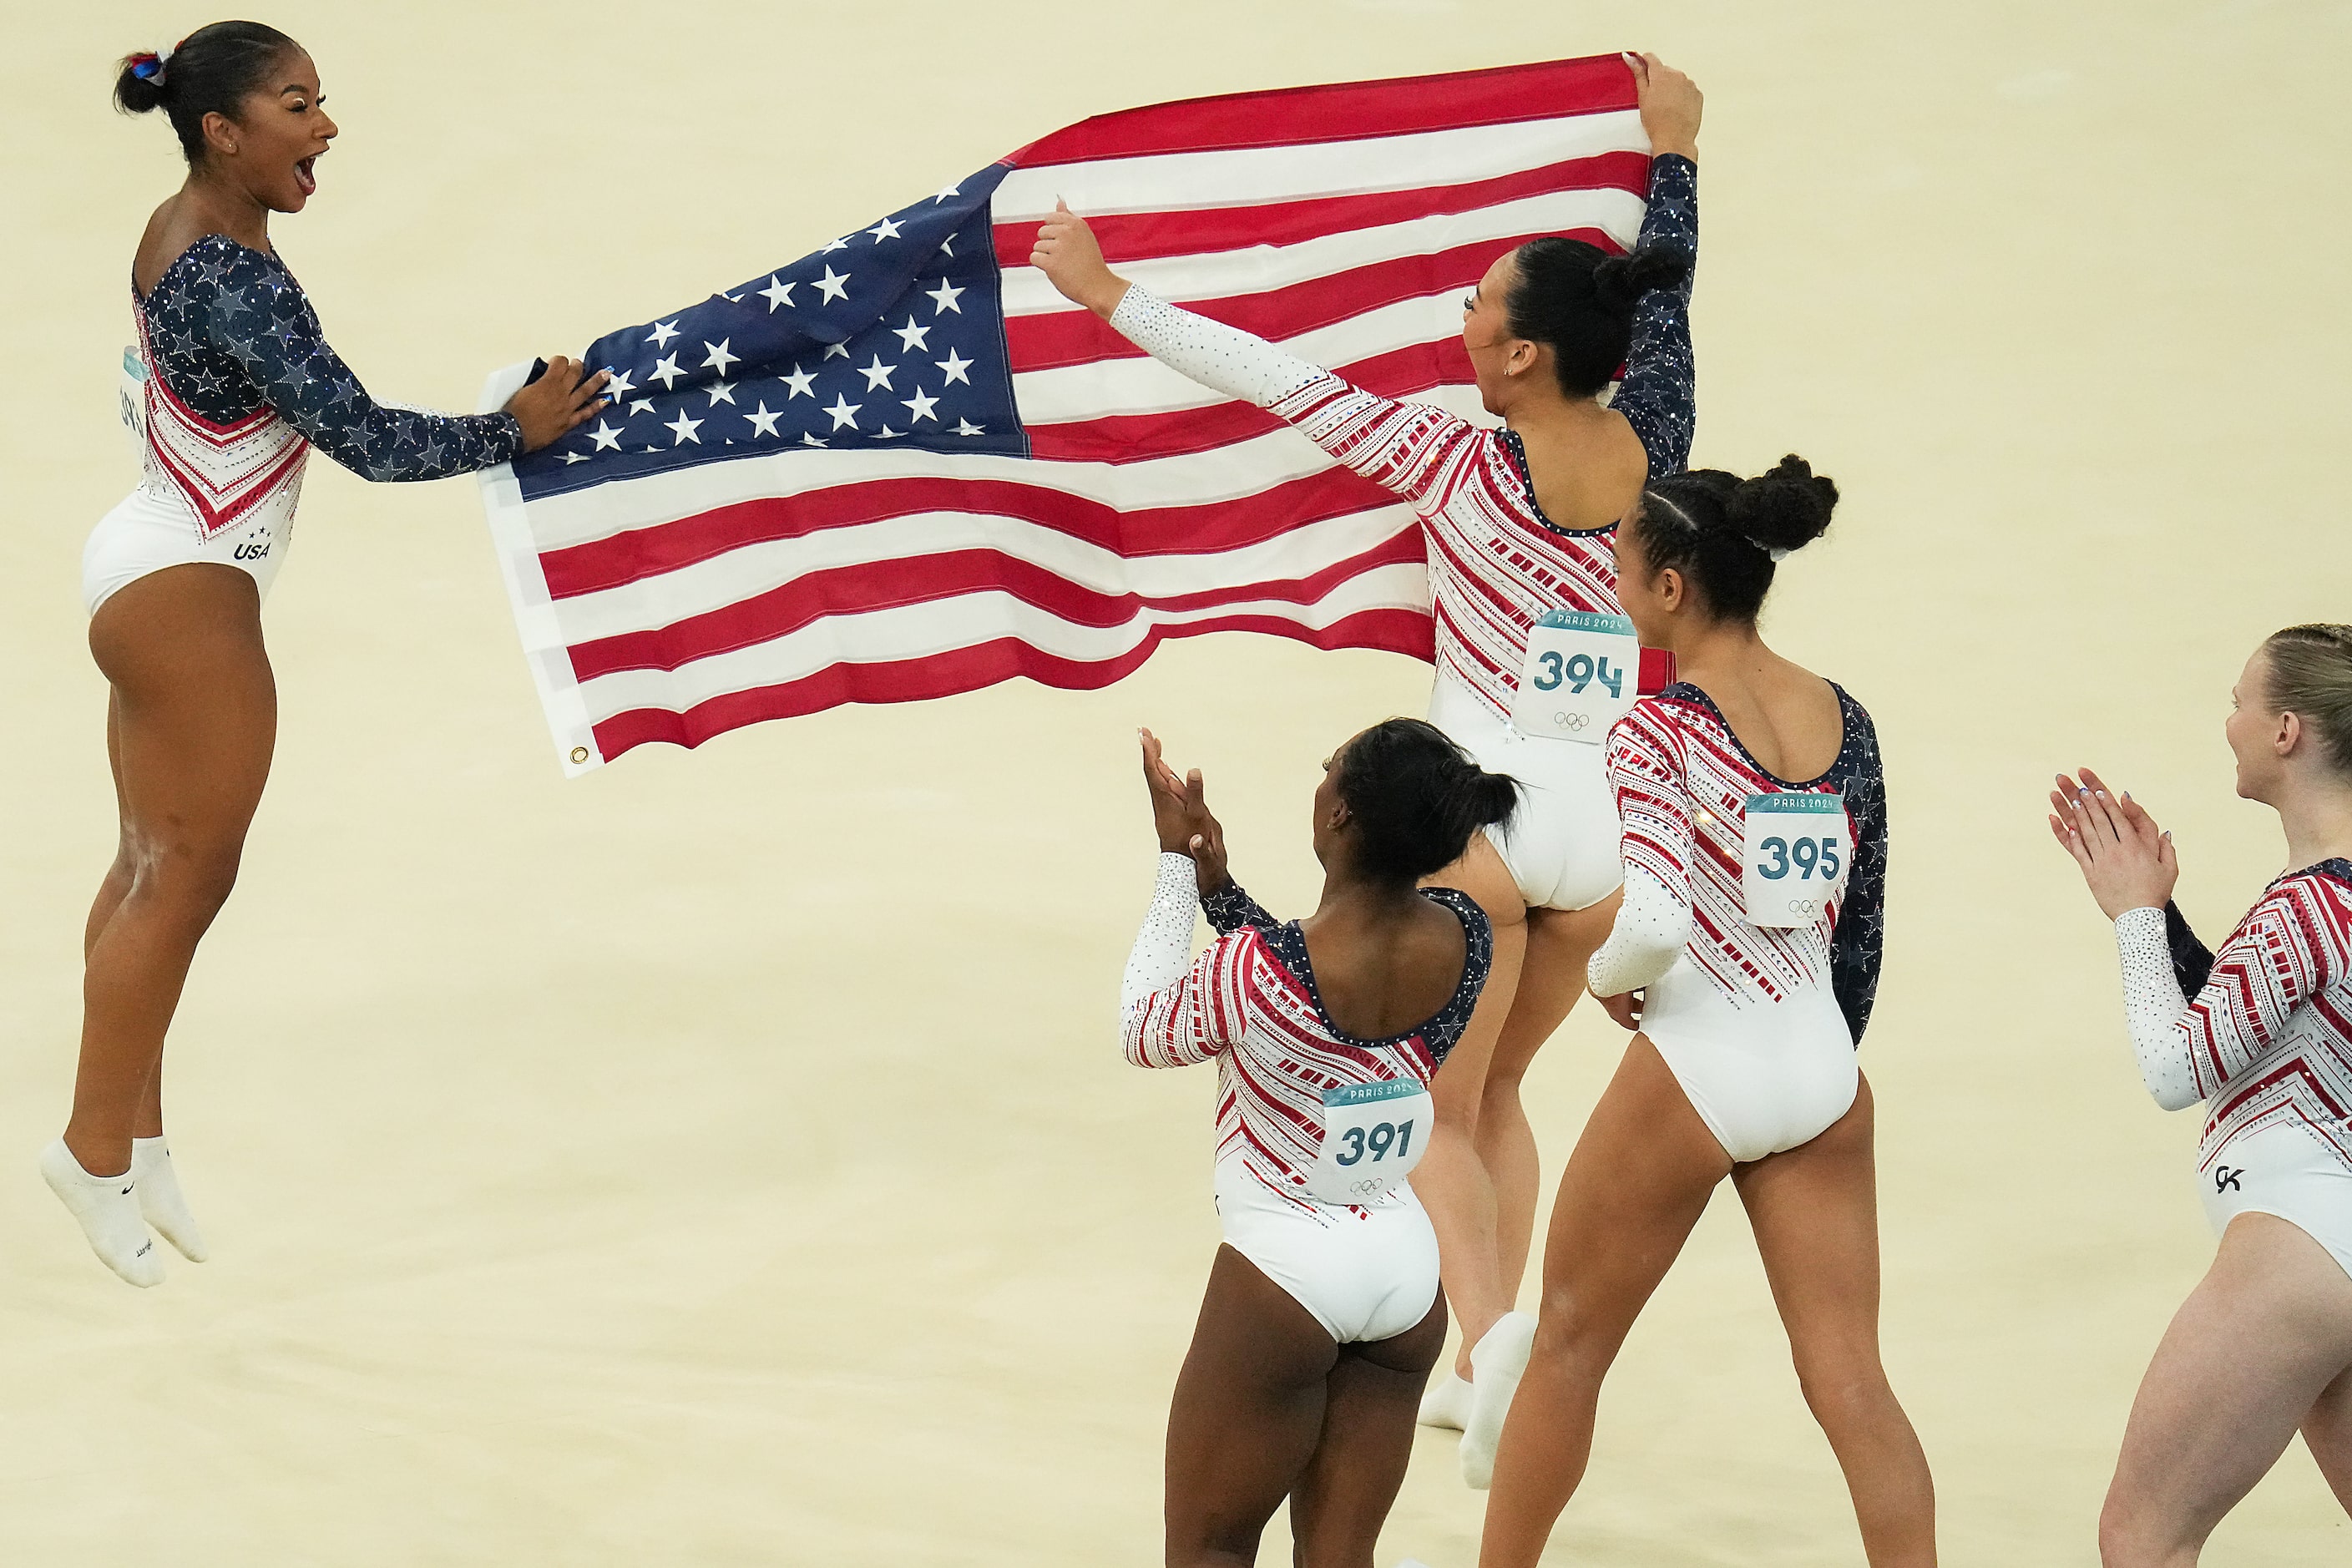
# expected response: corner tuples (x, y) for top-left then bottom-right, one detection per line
(295, 155), (318, 195)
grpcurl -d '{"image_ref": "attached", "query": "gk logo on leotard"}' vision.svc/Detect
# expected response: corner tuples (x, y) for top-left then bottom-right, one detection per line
(2214, 1166), (2243, 1193)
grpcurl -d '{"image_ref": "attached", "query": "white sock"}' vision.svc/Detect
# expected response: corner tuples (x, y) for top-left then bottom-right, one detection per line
(132, 1137), (208, 1263)
(39, 1140), (164, 1287)
(1417, 1368), (1474, 1430)
(1459, 1310), (1537, 1490)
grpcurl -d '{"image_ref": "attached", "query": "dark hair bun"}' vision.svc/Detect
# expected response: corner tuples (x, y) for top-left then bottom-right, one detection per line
(1725, 454), (1839, 554)
(109, 23), (299, 165)
(1334, 719), (1520, 884)
(1591, 241), (1693, 314)
(114, 53), (169, 114)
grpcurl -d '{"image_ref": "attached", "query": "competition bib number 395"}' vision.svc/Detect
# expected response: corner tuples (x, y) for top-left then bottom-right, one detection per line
(1743, 792), (1849, 928)
(1306, 1078), (1432, 1205)
(1510, 611), (1641, 745)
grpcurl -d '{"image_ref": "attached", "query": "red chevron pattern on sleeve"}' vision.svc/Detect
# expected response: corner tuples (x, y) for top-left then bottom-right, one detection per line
(2190, 870), (2352, 1171)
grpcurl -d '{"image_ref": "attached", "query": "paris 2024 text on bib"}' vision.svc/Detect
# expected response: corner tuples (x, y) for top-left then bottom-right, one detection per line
(1742, 791), (1850, 929)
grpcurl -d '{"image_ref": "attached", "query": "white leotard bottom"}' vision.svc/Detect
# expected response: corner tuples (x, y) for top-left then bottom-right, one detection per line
(1642, 959), (1858, 1164)
(83, 485), (291, 617)
(1214, 1160), (1439, 1344)
(1427, 670), (1621, 912)
(2201, 1119), (2352, 1283)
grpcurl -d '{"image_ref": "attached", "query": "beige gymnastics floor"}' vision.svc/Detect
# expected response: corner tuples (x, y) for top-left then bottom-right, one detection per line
(3, 2), (2348, 1562)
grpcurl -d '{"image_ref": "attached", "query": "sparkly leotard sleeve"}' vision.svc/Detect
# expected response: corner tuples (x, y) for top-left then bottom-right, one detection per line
(143, 235), (523, 482)
(2111, 862), (2352, 1129)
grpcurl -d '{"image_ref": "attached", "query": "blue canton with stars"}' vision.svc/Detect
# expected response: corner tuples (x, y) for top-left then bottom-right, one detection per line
(516, 164), (1024, 502)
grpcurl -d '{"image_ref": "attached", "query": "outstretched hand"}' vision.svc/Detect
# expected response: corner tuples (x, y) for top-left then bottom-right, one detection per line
(2048, 766), (2178, 920)
(1624, 52), (1701, 160)
(505, 357), (610, 452)
(1139, 728), (1230, 893)
(1031, 201), (1128, 319)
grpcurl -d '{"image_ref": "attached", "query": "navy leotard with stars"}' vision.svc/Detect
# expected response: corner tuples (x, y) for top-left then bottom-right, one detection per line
(139, 235), (521, 481)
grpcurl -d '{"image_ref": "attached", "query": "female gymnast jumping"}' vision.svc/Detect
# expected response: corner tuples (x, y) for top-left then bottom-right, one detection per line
(2049, 625), (2352, 1565)
(44, 23), (605, 1286)
(1120, 722), (1513, 1566)
(1478, 458), (1936, 1566)
(1042, 53), (1702, 1485)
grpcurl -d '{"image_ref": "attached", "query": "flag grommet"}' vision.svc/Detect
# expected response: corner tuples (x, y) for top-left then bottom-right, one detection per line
(569, 746), (590, 765)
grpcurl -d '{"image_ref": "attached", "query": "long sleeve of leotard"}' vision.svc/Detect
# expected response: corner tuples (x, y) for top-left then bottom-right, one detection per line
(1121, 853), (1252, 1069)
(1828, 703), (1889, 1043)
(1610, 154), (1697, 478)
(194, 242), (524, 481)
(1588, 714), (1696, 996)
(1201, 878), (1280, 936)
(2112, 907), (2210, 1111)
(2117, 873), (2352, 1108)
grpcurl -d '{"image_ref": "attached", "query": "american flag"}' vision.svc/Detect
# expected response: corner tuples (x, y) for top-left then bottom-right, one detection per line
(476, 54), (1652, 774)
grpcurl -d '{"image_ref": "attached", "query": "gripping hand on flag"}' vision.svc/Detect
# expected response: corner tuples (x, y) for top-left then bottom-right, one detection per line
(1140, 728), (1231, 894)
(503, 357), (612, 452)
(1622, 52), (1702, 160)
(1032, 202), (1130, 321)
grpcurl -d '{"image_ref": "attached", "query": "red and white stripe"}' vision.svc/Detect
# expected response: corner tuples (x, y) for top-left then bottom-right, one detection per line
(135, 308), (309, 541)
(2190, 873), (2352, 1171)
(1608, 695), (1854, 1005)
(481, 56), (1648, 774)
(1123, 925), (1438, 1208)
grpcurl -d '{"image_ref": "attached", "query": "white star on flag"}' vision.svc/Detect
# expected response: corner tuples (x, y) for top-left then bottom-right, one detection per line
(604, 368), (636, 399)
(560, 451), (589, 464)
(823, 393), (862, 430)
(706, 381), (736, 406)
(800, 432), (827, 448)
(953, 418), (984, 436)
(925, 279), (965, 315)
(867, 216), (904, 242)
(902, 387), (939, 423)
(758, 276), (796, 311)
(649, 352), (685, 390)
(665, 410), (704, 445)
(893, 317), (932, 352)
(932, 181), (961, 202)
(822, 341), (851, 360)
(587, 419), (623, 451)
(744, 402), (784, 437)
(820, 235), (851, 254)
(701, 339), (740, 375)
(780, 364), (817, 398)
(934, 349), (973, 386)
(646, 320), (680, 347)
(629, 397), (655, 415)
(875, 425), (903, 439)
(857, 356), (898, 392)
(813, 266), (852, 304)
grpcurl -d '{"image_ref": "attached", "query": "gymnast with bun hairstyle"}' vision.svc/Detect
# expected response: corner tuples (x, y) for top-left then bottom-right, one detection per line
(1479, 458), (1938, 1566)
(40, 22), (606, 1287)
(1039, 54), (1707, 1485)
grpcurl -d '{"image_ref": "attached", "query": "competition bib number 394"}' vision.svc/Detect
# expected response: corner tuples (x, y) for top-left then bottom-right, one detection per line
(1306, 1078), (1432, 1205)
(1743, 792), (1850, 928)
(1510, 611), (1641, 745)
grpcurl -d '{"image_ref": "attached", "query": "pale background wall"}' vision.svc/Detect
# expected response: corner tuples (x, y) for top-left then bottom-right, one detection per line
(3, 2), (2347, 1562)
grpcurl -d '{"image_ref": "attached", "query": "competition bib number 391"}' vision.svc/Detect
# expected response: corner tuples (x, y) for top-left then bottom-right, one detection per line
(1743, 792), (1850, 928)
(1306, 1078), (1432, 1205)
(1511, 610), (1641, 745)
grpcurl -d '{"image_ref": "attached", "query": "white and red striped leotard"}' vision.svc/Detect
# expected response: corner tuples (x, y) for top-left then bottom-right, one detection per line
(1120, 854), (1491, 1213)
(1586, 683), (1889, 1162)
(2114, 861), (2352, 1175)
(1105, 154), (1698, 726)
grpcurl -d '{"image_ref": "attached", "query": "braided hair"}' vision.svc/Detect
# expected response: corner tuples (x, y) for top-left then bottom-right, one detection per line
(1631, 455), (1840, 622)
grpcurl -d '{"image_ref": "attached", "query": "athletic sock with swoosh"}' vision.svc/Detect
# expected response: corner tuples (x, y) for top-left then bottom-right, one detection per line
(132, 1137), (208, 1263)
(39, 1139), (164, 1287)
